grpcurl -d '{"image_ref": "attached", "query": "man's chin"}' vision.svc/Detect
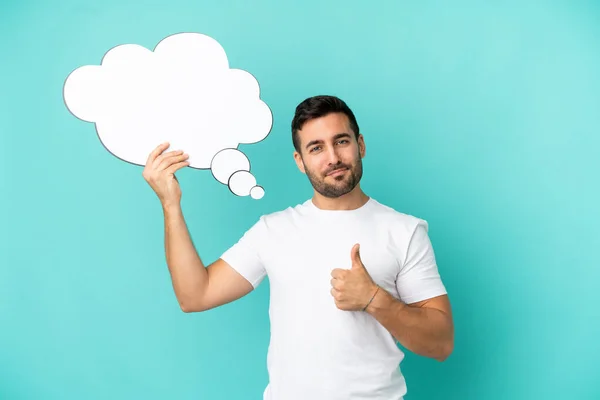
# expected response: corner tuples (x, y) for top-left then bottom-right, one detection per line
(325, 172), (349, 181)
(322, 181), (353, 193)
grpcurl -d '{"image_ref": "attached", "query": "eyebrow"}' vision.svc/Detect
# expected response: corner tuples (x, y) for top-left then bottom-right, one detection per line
(305, 133), (352, 150)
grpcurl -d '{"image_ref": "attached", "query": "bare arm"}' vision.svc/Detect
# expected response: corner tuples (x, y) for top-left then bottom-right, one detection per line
(330, 243), (453, 361)
(365, 291), (454, 361)
(331, 243), (454, 361)
(163, 203), (253, 312)
(143, 142), (254, 313)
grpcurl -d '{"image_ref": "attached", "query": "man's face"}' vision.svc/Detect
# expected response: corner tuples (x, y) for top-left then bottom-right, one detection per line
(293, 112), (366, 198)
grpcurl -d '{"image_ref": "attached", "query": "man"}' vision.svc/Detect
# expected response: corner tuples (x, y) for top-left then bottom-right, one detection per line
(143, 95), (454, 400)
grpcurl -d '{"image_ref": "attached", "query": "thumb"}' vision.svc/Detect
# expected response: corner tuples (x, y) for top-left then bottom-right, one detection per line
(351, 243), (363, 268)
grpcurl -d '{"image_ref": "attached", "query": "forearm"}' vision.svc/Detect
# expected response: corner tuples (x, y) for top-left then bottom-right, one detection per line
(163, 204), (208, 309)
(366, 288), (453, 361)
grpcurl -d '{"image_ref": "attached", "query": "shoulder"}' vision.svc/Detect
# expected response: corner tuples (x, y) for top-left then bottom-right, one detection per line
(368, 198), (429, 235)
(368, 199), (435, 267)
(252, 200), (311, 230)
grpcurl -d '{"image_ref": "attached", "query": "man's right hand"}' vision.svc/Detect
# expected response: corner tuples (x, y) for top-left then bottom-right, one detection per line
(142, 142), (190, 208)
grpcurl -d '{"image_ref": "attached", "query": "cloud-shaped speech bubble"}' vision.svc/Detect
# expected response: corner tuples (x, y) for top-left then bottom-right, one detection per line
(63, 32), (272, 199)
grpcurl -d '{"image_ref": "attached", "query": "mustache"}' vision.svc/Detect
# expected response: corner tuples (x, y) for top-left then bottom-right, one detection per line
(325, 163), (351, 175)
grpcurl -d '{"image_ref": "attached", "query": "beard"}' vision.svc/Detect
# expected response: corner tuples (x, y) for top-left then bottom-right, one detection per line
(304, 157), (363, 198)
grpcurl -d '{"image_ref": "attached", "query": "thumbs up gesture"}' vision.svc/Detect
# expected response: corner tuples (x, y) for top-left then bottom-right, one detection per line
(330, 244), (379, 311)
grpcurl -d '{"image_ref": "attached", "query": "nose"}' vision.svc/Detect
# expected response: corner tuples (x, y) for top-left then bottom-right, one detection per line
(325, 146), (342, 166)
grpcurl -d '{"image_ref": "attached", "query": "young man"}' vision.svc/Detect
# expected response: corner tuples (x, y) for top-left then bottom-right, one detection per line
(143, 95), (454, 400)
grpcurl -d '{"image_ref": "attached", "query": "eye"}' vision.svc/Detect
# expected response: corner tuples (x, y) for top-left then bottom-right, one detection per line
(337, 139), (349, 144)
(309, 146), (321, 152)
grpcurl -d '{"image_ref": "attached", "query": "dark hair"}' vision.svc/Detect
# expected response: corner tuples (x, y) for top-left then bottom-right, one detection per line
(291, 95), (360, 153)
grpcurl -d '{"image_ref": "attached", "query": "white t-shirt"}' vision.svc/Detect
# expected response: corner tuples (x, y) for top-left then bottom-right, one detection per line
(220, 197), (447, 400)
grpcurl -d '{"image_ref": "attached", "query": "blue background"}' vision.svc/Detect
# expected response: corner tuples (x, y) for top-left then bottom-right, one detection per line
(1, 0), (599, 399)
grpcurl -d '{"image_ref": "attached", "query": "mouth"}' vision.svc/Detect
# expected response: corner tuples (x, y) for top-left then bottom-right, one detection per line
(326, 167), (348, 177)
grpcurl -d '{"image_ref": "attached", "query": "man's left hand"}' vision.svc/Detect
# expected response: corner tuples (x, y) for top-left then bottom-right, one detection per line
(330, 244), (378, 311)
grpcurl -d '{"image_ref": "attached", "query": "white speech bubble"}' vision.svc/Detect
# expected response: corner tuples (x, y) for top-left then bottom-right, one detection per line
(63, 32), (271, 199)
(211, 148), (250, 185)
(229, 170), (256, 196)
(250, 186), (265, 200)
(227, 170), (264, 200)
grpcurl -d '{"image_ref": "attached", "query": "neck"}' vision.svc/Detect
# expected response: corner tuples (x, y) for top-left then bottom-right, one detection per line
(311, 185), (370, 210)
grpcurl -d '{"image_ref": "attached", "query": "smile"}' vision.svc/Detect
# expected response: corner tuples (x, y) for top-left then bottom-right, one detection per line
(327, 167), (348, 176)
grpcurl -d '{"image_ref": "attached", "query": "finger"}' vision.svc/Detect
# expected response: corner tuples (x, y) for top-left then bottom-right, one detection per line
(154, 150), (185, 170)
(351, 243), (361, 264)
(331, 279), (344, 291)
(166, 160), (190, 174)
(146, 142), (170, 165)
(157, 153), (189, 171)
(330, 288), (339, 299)
(156, 151), (186, 170)
(331, 268), (345, 279)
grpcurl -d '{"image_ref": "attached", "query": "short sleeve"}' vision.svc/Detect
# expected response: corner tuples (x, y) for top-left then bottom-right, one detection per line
(220, 217), (268, 289)
(395, 220), (447, 304)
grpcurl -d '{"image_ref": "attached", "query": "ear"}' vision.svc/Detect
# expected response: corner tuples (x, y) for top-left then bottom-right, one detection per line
(357, 134), (366, 158)
(293, 151), (306, 174)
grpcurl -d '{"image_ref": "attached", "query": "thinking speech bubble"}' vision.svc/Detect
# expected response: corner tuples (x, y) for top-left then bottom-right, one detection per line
(63, 32), (272, 199)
